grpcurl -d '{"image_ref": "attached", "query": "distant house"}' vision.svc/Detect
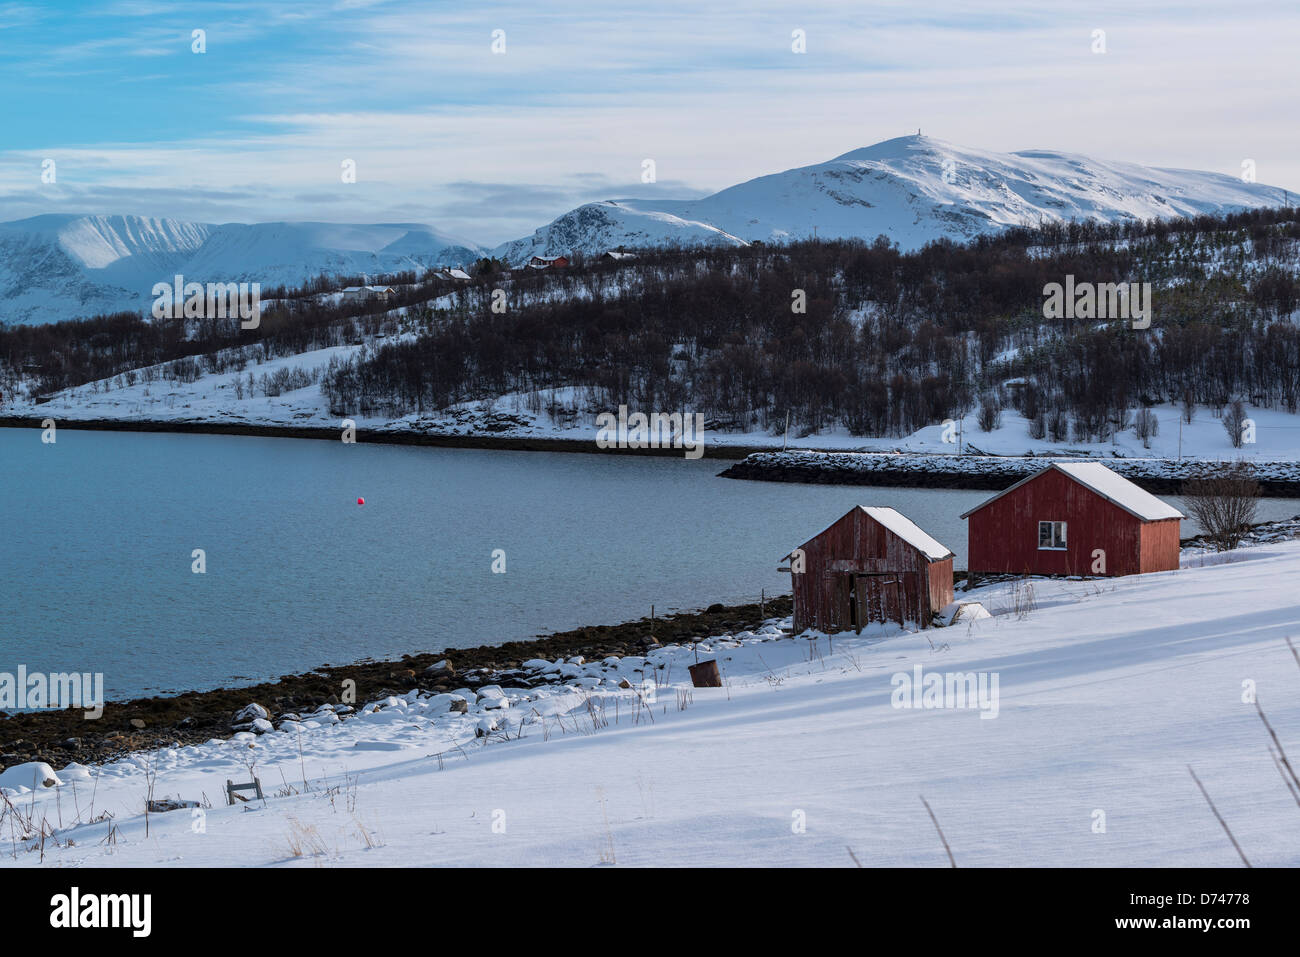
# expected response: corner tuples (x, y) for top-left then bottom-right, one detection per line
(527, 255), (569, 269)
(341, 285), (394, 304)
(786, 506), (955, 632)
(961, 462), (1183, 577)
(601, 250), (635, 261)
(443, 267), (472, 281)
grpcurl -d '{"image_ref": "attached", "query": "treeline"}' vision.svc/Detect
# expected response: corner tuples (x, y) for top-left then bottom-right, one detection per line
(0, 273), (464, 403)
(0, 250), (685, 403)
(6, 206), (1300, 445)
(324, 207), (1300, 440)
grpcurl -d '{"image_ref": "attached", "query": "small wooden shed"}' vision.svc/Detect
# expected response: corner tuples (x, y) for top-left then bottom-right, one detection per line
(961, 461), (1183, 577)
(787, 506), (955, 633)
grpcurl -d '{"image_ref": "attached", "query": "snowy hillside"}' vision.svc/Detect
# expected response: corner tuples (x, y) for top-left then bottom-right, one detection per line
(493, 134), (1289, 262)
(5, 539), (1300, 867)
(5, 135), (1290, 321)
(20, 344), (1300, 470)
(491, 201), (747, 265)
(0, 215), (485, 325)
(0, 215), (210, 326)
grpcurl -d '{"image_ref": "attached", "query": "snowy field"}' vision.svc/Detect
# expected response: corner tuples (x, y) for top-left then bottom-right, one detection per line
(4, 540), (1299, 867)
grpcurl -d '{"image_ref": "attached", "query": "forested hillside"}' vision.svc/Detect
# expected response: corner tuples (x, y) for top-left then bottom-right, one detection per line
(323, 208), (1300, 441)
(4, 207), (1299, 444)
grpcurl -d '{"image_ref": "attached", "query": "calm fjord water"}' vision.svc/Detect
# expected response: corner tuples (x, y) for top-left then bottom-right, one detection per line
(2, 428), (1291, 700)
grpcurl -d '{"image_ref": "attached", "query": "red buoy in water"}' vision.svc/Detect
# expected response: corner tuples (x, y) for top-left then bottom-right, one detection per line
(357, 497), (365, 505)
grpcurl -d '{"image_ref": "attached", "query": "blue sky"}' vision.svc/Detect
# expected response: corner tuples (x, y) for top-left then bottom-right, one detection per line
(2, 0), (1297, 245)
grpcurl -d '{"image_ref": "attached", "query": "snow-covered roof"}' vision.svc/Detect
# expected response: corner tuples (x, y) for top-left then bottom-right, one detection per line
(446, 268), (471, 280)
(860, 506), (954, 561)
(960, 462), (1184, 521)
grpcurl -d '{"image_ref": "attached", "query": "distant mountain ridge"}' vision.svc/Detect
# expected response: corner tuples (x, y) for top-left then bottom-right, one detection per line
(0, 215), (485, 325)
(492, 134), (1290, 261)
(2, 136), (1291, 325)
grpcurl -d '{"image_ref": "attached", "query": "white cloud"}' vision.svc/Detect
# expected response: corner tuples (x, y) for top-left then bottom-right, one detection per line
(2, 0), (1296, 243)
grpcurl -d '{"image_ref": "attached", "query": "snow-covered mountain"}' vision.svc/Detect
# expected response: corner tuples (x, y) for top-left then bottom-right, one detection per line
(492, 202), (749, 265)
(0, 215), (486, 325)
(3, 136), (1292, 323)
(493, 134), (1290, 262)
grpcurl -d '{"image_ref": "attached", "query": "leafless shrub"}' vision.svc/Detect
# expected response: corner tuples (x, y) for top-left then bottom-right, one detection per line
(1029, 411), (1047, 440)
(977, 393), (1002, 432)
(595, 788), (616, 866)
(1223, 398), (1249, 449)
(353, 815), (383, 850)
(285, 817), (327, 858)
(1047, 407), (1069, 443)
(584, 695), (609, 731)
(1011, 577), (1037, 619)
(1182, 462), (1260, 551)
(1133, 407), (1159, 448)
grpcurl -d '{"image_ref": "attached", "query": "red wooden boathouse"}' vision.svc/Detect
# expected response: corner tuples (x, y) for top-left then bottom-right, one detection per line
(787, 506), (954, 633)
(961, 462), (1183, 578)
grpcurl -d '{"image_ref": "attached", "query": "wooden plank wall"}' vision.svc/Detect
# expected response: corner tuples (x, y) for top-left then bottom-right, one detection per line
(967, 469), (1180, 576)
(793, 508), (951, 632)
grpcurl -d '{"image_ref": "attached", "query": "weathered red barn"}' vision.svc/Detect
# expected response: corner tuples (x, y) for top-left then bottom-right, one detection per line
(787, 506), (954, 633)
(961, 462), (1183, 578)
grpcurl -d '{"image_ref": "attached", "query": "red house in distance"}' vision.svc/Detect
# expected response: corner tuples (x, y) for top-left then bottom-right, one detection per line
(961, 462), (1183, 578)
(787, 506), (954, 633)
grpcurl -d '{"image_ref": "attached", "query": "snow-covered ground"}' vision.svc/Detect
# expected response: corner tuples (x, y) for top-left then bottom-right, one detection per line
(902, 403), (1300, 462)
(13, 347), (1300, 466)
(4, 539), (1299, 867)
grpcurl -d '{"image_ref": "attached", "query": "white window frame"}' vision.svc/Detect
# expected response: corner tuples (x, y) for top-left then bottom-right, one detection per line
(1038, 520), (1067, 550)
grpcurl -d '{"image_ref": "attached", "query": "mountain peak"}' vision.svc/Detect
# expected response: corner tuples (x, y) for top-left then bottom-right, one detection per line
(3, 137), (1292, 324)
(492, 136), (1288, 261)
(829, 132), (946, 163)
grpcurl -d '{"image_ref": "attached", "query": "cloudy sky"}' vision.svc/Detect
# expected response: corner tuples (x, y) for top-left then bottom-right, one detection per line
(2, 0), (1296, 245)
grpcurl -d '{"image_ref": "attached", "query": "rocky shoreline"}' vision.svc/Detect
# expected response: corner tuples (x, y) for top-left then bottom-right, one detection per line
(0, 417), (767, 460)
(720, 449), (1300, 496)
(0, 595), (792, 772)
